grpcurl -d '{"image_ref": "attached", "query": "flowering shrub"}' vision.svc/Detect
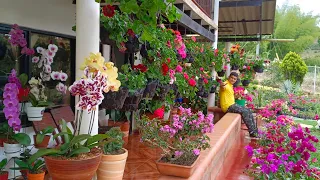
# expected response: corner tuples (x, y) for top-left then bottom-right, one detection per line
(174, 31), (186, 59)
(138, 107), (214, 165)
(245, 115), (320, 179)
(234, 86), (245, 100)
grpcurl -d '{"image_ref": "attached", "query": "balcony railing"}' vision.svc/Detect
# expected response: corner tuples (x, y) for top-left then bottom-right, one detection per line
(192, 0), (212, 18)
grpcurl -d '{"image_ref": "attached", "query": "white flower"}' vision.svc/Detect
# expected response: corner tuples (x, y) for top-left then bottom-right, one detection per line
(47, 57), (53, 65)
(59, 72), (68, 81)
(44, 64), (52, 73)
(51, 71), (60, 80)
(46, 49), (56, 58)
(40, 72), (51, 82)
(36, 47), (44, 54)
(48, 44), (58, 53)
(316, 120), (320, 129)
(28, 77), (39, 85)
(56, 82), (67, 94)
(38, 58), (44, 68)
(32, 56), (40, 63)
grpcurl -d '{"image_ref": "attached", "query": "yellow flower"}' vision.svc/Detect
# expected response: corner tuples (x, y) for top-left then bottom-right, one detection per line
(80, 52), (105, 71)
(104, 79), (121, 92)
(102, 62), (118, 80)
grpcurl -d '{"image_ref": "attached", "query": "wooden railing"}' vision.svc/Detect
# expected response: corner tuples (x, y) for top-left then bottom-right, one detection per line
(192, 0), (212, 18)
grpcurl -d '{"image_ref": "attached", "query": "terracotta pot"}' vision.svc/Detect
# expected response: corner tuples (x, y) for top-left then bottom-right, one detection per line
(44, 152), (102, 180)
(27, 171), (45, 180)
(33, 135), (50, 148)
(20, 169), (28, 178)
(97, 148), (128, 180)
(0, 171), (8, 180)
(0, 137), (6, 147)
(155, 156), (199, 178)
(120, 122), (130, 146)
(143, 112), (156, 120)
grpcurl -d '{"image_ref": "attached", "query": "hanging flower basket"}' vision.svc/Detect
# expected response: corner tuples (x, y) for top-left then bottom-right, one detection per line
(101, 87), (129, 110)
(143, 79), (159, 98)
(217, 70), (226, 77)
(100, 26), (116, 45)
(140, 42), (152, 59)
(154, 84), (171, 101)
(125, 35), (141, 53)
(26, 107), (45, 121)
(231, 65), (239, 70)
(122, 88), (145, 111)
(241, 80), (250, 86)
(253, 66), (264, 73)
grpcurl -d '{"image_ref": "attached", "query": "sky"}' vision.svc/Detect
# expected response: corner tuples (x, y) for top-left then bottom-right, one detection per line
(276, 0), (320, 16)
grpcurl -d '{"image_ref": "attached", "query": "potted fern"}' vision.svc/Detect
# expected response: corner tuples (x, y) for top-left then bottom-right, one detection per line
(97, 127), (128, 179)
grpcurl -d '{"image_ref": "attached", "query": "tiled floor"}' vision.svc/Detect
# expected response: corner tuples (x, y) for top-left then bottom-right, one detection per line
(124, 125), (257, 180)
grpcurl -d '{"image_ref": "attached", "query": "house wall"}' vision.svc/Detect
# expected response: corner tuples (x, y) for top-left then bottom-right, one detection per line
(0, 0), (76, 36)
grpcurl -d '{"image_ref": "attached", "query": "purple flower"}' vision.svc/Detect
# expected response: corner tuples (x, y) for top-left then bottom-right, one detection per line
(3, 98), (19, 108)
(266, 153), (276, 162)
(269, 164), (278, 173)
(193, 149), (200, 156)
(174, 151), (184, 157)
(281, 154), (289, 161)
(245, 145), (254, 156)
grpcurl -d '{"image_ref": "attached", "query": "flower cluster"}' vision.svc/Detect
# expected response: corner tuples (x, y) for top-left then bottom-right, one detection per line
(174, 31), (186, 59)
(8, 24), (34, 56)
(3, 70), (21, 130)
(139, 106), (214, 161)
(28, 77), (47, 101)
(245, 115), (320, 179)
(234, 86), (245, 100)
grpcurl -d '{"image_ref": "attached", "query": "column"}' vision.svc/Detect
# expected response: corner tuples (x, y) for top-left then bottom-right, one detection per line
(256, 41), (260, 56)
(76, 0), (100, 135)
(225, 42), (232, 77)
(208, 0), (220, 108)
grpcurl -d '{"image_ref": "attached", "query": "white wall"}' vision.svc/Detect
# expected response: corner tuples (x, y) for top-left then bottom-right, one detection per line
(0, 0), (76, 36)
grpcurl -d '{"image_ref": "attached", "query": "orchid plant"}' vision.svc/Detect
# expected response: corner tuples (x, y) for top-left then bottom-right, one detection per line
(138, 106), (214, 166)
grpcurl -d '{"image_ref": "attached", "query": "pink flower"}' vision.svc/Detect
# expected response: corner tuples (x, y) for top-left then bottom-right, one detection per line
(193, 149), (200, 156)
(199, 67), (204, 71)
(183, 73), (189, 80)
(154, 108), (164, 119)
(175, 65), (183, 73)
(188, 78), (196, 87)
(314, 114), (319, 120)
(51, 71), (60, 80)
(191, 36), (196, 42)
(223, 65), (228, 70)
(56, 82), (67, 94)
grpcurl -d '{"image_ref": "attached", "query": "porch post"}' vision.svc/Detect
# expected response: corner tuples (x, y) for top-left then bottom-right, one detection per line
(208, 0), (220, 108)
(76, 0), (100, 135)
(225, 42), (232, 77)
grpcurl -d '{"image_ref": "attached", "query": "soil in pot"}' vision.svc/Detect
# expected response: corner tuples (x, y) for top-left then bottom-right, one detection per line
(97, 148), (128, 180)
(44, 148), (102, 180)
(253, 66), (264, 73)
(0, 171), (8, 180)
(217, 70), (225, 77)
(27, 171), (45, 180)
(33, 135), (50, 148)
(241, 80), (250, 86)
(231, 65), (239, 70)
(0, 137), (7, 147)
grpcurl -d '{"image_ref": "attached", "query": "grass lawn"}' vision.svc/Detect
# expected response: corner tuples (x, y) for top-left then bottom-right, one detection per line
(294, 119), (320, 168)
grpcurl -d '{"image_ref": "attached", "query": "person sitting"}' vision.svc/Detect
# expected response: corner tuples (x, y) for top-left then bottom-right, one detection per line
(218, 72), (259, 138)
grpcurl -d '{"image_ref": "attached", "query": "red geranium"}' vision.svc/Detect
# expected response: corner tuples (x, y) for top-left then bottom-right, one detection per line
(175, 30), (181, 36)
(154, 107), (164, 119)
(162, 63), (169, 76)
(188, 78), (196, 87)
(133, 64), (148, 73)
(247, 66), (251, 70)
(127, 29), (135, 38)
(203, 78), (208, 84)
(103, 5), (116, 18)
(18, 87), (30, 102)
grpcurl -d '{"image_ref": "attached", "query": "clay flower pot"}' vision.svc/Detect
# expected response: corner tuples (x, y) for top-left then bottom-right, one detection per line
(155, 156), (199, 178)
(33, 135), (50, 148)
(0, 137), (7, 147)
(97, 148), (128, 180)
(120, 122), (130, 145)
(26, 106), (45, 121)
(0, 171), (8, 180)
(27, 171), (45, 180)
(44, 152), (102, 180)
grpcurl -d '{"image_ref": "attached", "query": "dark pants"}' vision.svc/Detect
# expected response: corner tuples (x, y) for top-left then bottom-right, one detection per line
(227, 104), (258, 135)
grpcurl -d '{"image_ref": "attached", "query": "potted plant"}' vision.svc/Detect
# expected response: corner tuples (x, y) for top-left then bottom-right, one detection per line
(138, 106), (214, 178)
(34, 126), (54, 148)
(253, 57), (265, 73)
(140, 99), (165, 120)
(97, 127), (128, 179)
(28, 120), (107, 180)
(240, 66), (254, 86)
(234, 86), (246, 106)
(12, 158), (46, 180)
(26, 78), (49, 121)
(0, 159), (8, 180)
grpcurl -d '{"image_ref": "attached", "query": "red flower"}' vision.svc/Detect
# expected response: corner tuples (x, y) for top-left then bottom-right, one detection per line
(167, 58), (171, 63)
(162, 63), (169, 76)
(127, 29), (135, 38)
(214, 49), (219, 56)
(203, 78), (208, 84)
(103, 5), (116, 18)
(167, 41), (172, 48)
(18, 87), (30, 102)
(175, 31), (181, 36)
(154, 107), (164, 119)
(247, 66), (251, 70)
(133, 64), (148, 72)
(183, 73), (189, 80)
(188, 78), (197, 87)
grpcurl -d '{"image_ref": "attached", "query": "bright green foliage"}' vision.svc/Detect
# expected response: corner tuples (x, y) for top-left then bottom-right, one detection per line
(101, 127), (124, 155)
(280, 52), (308, 84)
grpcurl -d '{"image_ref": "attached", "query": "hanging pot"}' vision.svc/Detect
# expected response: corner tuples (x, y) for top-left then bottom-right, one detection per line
(217, 70), (225, 77)
(101, 87), (129, 110)
(155, 155), (199, 178)
(210, 85), (217, 93)
(27, 171), (45, 180)
(3, 142), (21, 154)
(231, 65), (239, 70)
(26, 107), (45, 121)
(253, 66), (264, 73)
(125, 35), (141, 53)
(154, 84), (171, 101)
(97, 148), (128, 180)
(143, 79), (159, 99)
(140, 42), (152, 59)
(241, 80), (250, 86)
(187, 53), (194, 63)
(100, 26), (116, 45)
(33, 135), (50, 149)
(44, 151), (102, 180)
(121, 88), (145, 111)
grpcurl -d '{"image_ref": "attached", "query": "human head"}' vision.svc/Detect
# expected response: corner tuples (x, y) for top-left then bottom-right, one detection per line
(228, 72), (238, 85)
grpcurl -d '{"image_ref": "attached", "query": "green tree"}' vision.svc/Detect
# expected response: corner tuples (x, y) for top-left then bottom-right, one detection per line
(279, 51), (308, 84)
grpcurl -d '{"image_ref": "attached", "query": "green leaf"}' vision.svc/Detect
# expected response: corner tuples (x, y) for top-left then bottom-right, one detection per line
(85, 134), (109, 148)
(68, 147), (90, 157)
(13, 133), (31, 146)
(28, 149), (60, 164)
(18, 73), (28, 87)
(14, 159), (29, 169)
(36, 134), (45, 144)
(42, 126), (54, 134)
(61, 119), (70, 143)
(33, 159), (45, 172)
(29, 93), (38, 107)
(0, 159), (7, 170)
(60, 134), (92, 154)
(95, 0), (101, 2)
(53, 132), (71, 140)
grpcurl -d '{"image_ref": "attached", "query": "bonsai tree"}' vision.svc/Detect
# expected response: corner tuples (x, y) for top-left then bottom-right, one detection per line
(280, 51), (308, 85)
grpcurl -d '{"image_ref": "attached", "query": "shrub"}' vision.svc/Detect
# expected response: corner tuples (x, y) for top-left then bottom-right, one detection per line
(280, 52), (308, 84)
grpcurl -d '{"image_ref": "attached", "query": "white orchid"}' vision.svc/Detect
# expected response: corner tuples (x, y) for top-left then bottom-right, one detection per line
(32, 56), (39, 63)
(59, 71), (68, 81)
(48, 44), (58, 53)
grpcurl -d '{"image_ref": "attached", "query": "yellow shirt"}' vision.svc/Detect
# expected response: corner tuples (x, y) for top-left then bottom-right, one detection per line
(219, 80), (235, 112)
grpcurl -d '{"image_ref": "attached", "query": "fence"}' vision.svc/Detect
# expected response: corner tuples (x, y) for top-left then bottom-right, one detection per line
(301, 66), (320, 94)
